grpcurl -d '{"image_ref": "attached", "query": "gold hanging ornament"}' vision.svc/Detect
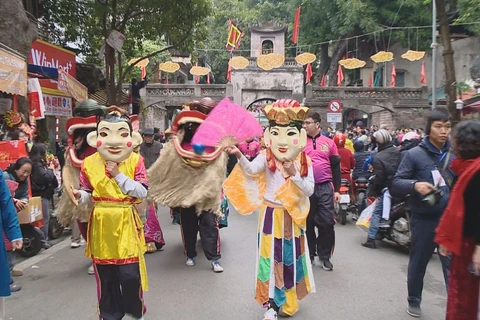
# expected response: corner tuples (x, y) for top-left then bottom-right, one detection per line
(229, 56), (249, 70)
(190, 66), (211, 76)
(127, 58), (150, 68)
(339, 58), (366, 69)
(401, 50), (426, 62)
(256, 53), (285, 71)
(370, 51), (394, 63)
(295, 52), (316, 65)
(159, 61), (180, 73)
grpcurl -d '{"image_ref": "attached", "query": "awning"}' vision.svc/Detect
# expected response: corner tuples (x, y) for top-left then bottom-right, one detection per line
(0, 47), (27, 96)
(27, 64), (58, 80)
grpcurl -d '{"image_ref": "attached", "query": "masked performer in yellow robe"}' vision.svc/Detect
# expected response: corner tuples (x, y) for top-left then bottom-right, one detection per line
(224, 99), (315, 320)
(72, 108), (147, 320)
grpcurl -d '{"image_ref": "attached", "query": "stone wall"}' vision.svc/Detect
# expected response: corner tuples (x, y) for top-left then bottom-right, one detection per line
(141, 106), (167, 132)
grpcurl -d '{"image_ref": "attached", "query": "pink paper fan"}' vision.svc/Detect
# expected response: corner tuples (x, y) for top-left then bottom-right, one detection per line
(192, 98), (263, 147)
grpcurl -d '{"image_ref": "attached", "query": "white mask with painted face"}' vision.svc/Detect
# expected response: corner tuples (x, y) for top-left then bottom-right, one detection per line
(264, 125), (307, 161)
(87, 120), (142, 163)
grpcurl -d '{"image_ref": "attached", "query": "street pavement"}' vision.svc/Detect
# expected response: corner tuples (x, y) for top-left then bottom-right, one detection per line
(5, 206), (447, 320)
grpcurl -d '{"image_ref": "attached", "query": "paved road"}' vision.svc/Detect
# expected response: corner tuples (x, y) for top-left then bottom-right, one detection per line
(5, 206), (447, 320)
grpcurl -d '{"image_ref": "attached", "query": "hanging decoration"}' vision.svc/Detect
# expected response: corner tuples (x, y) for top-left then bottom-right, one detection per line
(4, 110), (22, 127)
(391, 63), (396, 87)
(370, 51), (394, 63)
(420, 60), (427, 85)
(190, 66), (211, 76)
(401, 50), (425, 62)
(227, 60), (232, 82)
(256, 53), (285, 71)
(295, 52), (316, 65)
(337, 65), (344, 86)
(338, 58), (366, 70)
(320, 74), (327, 87)
(228, 56), (249, 70)
(305, 63), (313, 84)
(368, 74), (373, 87)
(159, 61), (180, 73)
(226, 19), (245, 51)
(128, 57), (150, 68)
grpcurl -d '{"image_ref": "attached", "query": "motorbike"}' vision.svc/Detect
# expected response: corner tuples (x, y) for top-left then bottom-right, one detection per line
(19, 223), (43, 258)
(353, 177), (369, 220)
(376, 196), (411, 249)
(334, 179), (356, 225)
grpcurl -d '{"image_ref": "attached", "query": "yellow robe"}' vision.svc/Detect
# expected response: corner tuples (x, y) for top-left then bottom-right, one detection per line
(81, 152), (148, 290)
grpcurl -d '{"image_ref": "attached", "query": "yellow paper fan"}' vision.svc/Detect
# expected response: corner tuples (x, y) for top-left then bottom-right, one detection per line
(128, 58), (150, 67)
(295, 52), (316, 65)
(338, 58), (366, 69)
(229, 56), (249, 70)
(256, 53), (285, 71)
(401, 50), (426, 62)
(159, 61), (180, 73)
(370, 51), (394, 63)
(190, 66), (211, 76)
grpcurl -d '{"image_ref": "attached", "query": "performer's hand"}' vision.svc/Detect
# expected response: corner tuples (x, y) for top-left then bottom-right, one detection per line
(334, 192), (341, 203)
(224, 146), (241, 158)
(438, 245), (451, 257)
(106, 161), (120, 177)
(71, 188), (81, 199)
(11, 239), (23, 251)
(283, 160), (297, 176)
(473, 245), (480, 276)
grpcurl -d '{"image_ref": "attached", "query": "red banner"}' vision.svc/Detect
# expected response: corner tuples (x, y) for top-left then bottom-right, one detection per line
(226, 19), (245, 51)
(292, 7), (301, 44)
(57, 69), (88, 102)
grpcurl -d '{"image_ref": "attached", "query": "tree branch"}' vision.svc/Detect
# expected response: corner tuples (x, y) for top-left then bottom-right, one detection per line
(118, 0), (136, 32)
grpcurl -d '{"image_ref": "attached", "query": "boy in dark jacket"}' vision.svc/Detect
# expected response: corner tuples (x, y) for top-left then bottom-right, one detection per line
(362, 129), (400, 249)
(391, 108), (453, 318)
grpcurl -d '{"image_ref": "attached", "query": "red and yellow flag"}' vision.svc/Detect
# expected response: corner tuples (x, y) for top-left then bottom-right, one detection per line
(226, 19), (245, 51)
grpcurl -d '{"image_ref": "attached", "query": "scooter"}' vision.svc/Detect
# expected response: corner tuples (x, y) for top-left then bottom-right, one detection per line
(376, 196), (411, 249)
(19, 223), (43, 258)
(353, 177), (369, 220)
(335, 179), (356, 225)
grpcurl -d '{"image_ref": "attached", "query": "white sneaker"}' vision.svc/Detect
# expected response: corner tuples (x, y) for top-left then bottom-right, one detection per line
(80, 238), (86, 246)
(88, 264), (95, 275)
(263, 308), (277, 320)
(70, 242), (80, 248)
(211, 260), (224, 273)
(185, 258), (195, 267)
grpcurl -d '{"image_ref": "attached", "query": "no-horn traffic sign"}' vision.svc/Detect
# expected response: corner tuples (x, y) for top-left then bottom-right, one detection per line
(328, 100), (342, 113)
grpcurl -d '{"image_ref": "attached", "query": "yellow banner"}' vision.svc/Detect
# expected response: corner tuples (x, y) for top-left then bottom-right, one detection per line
(57, 68), (88, 102)
(0, 48), (27, 96)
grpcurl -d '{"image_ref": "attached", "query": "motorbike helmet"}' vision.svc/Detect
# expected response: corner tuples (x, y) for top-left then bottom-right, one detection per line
(333, 133), (347, 147)
(402, 131), (420, 142)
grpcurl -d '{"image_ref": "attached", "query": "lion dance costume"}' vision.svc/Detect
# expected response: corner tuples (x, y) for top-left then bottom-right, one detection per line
(148, 98), (227, 272)
(224, 99), (316, 319)
(75, 108), (148, 320)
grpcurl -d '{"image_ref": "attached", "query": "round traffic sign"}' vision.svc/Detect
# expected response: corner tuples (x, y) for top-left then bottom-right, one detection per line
(328, 100), (342, 113)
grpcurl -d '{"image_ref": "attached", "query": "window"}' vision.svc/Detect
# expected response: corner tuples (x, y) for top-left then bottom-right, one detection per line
(262, 40), (274, 54)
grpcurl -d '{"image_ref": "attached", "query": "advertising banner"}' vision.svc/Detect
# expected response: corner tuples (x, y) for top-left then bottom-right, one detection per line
(0, 48), (27, 96)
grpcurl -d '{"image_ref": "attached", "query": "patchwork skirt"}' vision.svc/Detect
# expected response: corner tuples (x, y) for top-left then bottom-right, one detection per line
(255, 204), (315, 316)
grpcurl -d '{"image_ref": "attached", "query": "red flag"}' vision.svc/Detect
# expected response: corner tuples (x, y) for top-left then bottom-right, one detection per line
(391, 63), (396, 87)
(226, 19), (245, 51)
(140, 66), (146, 80)
(292, 7), (301, 44)
(337, 65), (344, 86)
(368, 74), (373, 87)
(320, 74), (326, 87)
(159, 70), (162, 84)
(207, 73), (210, 84)
(195, 61), (199, 84)
(166, 74), (169, 84)
(227, 60), (232, 82)
(420, 60), (426, 85)
(305, 63), (313, 84)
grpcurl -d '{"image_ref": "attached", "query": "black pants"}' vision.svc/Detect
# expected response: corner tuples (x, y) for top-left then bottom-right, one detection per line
(306, 182), (336, 261)
(407, 214), (450, 307)
(95, 263), (144, 320)
(180, 206), (221, 261)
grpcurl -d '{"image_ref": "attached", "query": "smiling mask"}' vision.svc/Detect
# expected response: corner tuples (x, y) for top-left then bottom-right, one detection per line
(86, 108), (142, 163)
(263, 99), (309, 162)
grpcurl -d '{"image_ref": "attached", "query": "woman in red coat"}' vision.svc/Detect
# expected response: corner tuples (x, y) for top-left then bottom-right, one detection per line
(436, 120), (480, 320)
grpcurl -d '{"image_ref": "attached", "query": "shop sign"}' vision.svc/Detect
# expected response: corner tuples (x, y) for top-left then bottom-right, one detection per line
(0, 48), (27, 96)
(29, 40), (76, 90)
(42, 94), (72, 117)
(57, 69), (87, 102)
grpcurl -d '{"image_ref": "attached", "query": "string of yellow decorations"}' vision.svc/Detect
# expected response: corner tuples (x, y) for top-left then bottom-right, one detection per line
(401, 50), (426, 62)
(228, 56), (249, 70)
(159, 61), (180, 73)
(370, 51), (394, 63)
(295, 52), (316, 65)
(190, 66), (211, 76)
(257, 53), (285, 71)
(127, 58), (150, 67)
(338, 58), (366, 69)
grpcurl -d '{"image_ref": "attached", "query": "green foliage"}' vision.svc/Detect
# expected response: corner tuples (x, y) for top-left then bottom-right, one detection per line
(456, 0), (480, 34)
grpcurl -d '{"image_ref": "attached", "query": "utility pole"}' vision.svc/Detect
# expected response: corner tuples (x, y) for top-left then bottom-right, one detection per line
(431, 1), (438, 110)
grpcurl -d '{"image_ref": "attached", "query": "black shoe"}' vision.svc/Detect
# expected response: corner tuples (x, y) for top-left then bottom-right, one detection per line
(10, 284), (21, 292)
(321, 259), (333, 271)
(406, 304), (421, 318)
(362, 238), (377, 249)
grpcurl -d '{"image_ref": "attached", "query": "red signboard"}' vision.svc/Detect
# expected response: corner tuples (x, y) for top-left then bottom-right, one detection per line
(29, 40), (76, 91)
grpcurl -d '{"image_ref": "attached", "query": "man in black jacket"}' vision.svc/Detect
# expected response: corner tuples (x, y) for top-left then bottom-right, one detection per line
(139, 128), (162, 169)
(362, 129), (400, 248)
(392, 108), (453, 318)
